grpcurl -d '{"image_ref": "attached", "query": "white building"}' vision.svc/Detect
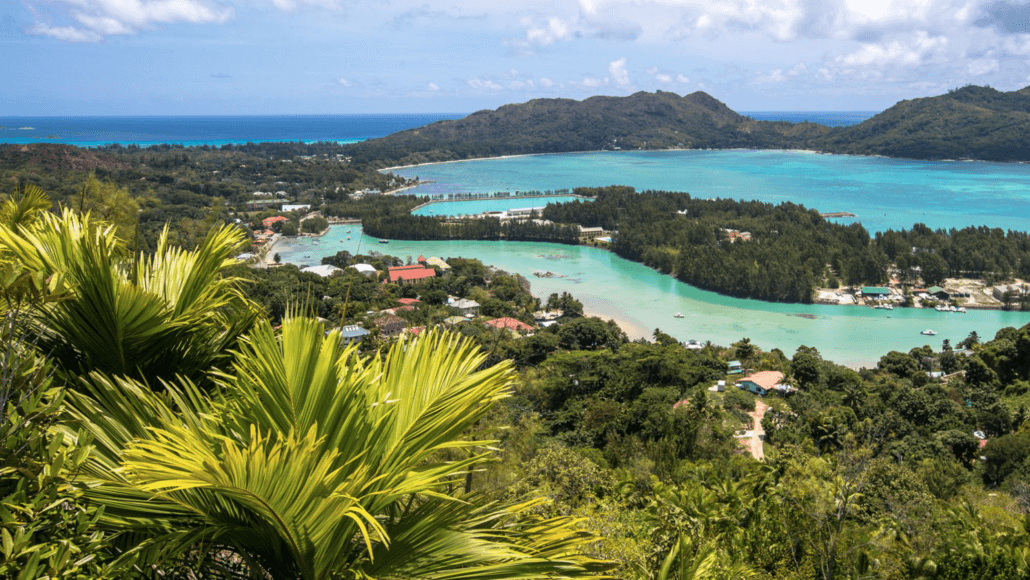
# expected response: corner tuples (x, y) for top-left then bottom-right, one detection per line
(301, 264), (341, 277)
(349, 264), (378, 276)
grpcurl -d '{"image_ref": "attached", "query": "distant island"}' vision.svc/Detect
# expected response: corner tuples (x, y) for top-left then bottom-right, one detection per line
(346, 84), (1030, 164)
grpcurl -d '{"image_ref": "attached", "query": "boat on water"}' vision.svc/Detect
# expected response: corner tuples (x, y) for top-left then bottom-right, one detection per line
(303, 254), (311, 258)
(346, 229), (352, 233)
(379, 239), (389, 244)
(921, 329), (937, 336)
(346, 236), (351, 240)
(674, 312), (684, 318)
(958, 307), (966, 313)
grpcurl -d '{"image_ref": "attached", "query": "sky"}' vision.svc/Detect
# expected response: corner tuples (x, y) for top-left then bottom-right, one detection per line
(3, 0), (1030, 115)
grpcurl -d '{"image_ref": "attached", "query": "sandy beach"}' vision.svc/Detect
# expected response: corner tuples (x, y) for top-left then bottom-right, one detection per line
(582, 307), (650, 341)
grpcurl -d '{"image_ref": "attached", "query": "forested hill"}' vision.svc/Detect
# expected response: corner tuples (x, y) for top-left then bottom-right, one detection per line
(822, 85), (1030, 160)
(345, 90), (830, 164)
(348, 84), (1030, 164)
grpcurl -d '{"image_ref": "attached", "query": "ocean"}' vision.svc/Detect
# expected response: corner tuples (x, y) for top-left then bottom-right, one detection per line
(0, 114), (465, 148)
(0, 111), (873, 148)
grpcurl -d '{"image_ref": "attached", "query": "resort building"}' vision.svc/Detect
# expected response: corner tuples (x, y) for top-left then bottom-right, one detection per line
(860, 286), (891, 300)
(727, 360), (743, 374)
(735, 371), (793, 396)
(338, 325), (370, 346)
(452, 298), (480, 317)
(578, 226), (606, 239)
(301, 264), (341, 277)
(349, 264), (378, 277)
(375, 314), (407, 337)
(387, 264), (437, 285)
(484, 317), (535, 335)
(262, 215), (289, 229)
(424, 257), (451, 272)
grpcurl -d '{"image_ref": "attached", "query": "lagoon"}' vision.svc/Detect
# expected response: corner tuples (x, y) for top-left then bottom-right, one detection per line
(275, 225), (1030, 368)
(392, 150), (1030, 233)
(412, 195), (584, 217)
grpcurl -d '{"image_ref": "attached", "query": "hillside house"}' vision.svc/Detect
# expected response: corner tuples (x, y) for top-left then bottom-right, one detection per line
(484, 317), (535, 335)
(387, 264), (437, 285)
(735, 371), (793, 396)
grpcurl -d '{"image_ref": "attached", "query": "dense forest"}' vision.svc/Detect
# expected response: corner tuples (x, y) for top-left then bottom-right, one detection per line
(5, 187), (1030, 578)
(342, 84), (1030, 163)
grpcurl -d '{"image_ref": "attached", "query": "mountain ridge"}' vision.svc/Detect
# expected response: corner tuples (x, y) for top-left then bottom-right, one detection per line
(347, 84), (1030, 163)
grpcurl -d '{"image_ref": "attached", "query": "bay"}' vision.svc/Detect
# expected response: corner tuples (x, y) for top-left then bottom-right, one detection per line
(391, 150), (1030, 233)
(275, 226), (1030, 368)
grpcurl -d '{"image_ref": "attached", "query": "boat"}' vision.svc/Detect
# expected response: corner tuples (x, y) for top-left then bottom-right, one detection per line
(303, 254), (311, 258)
(346, 229), (352, 233)
(674, 312), (684, 318)
(379, 239), (389, 244)
(921, 329), (937, 336)
(958, 307), (966, 313)
(346, 236), (351, 240)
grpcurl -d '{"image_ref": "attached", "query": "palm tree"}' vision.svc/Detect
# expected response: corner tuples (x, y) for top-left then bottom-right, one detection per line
(0, 209), (257, 384)
(64, 321), (610, 579)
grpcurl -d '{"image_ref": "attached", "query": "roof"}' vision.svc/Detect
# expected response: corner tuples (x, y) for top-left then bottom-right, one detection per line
(407, 325), (427, 335)
(928, 286), (945, 294)
(301, 264), (341, 277)
(417, 255), (426, 263)
(387, 265), (436, 283)
(349, 263), (377, 274)
(736, 371), (785, 391)
(376, 313), (406, 327)
(262, 216), (289, 227)
(861, 286), (891, 295)
(484, 317), (535, 332)
(728, 360), (742, 367)
(397, 298), (421, 306)
(425, 257), (451, 270)
(443, 316), (467, 325)
(452, 298), (480, 309)
(339, 325), (370, 339)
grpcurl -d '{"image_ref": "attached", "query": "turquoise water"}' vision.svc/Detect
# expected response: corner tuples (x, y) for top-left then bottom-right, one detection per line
(412, 196), (584, 217)
(391, 150), (1030, 233)
(276, 226), (1030, 368)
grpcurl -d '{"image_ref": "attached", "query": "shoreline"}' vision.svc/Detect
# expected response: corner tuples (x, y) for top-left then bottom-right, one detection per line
(582, 307), (649, 342)
(376, 147), (1013, 175)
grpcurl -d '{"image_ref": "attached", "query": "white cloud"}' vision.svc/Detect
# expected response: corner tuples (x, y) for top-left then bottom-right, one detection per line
(608, 57), (630, 86)
(836, 32), (948, 68)
(755, 69), (788, 84)
(27, 0), (233, 42)
(427, 82), (440, 91)
(525, 16), (573, 46)
(338, 78), (352, 87)
(467, 78), (504, 91)
(581, 76), (607, 87)
(539, 77), (555, 87)
(27, 23), (102, 42)
(656, 73), (672, 83)
(676, 73), (690, 84)
(272, 0), (340, 11)
(967, 58), (999, 75)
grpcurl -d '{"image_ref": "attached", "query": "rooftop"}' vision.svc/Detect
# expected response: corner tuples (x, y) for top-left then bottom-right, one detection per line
(484, 317), (535, 333)
(736, 371), (785, 391)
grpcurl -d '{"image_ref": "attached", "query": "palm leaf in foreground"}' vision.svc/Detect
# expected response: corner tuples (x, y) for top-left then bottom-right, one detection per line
(66, 319), (611, 579)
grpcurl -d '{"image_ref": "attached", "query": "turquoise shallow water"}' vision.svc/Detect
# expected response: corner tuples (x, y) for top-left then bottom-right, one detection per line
(412, 196), (583, 217)
(276, 226), (1030, 368)
(392, 150), (1030, 233)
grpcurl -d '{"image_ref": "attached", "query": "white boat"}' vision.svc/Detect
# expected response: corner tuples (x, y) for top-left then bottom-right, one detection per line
(921, 329), (937, 336)
(379, 239), (389, 244)
(674, 312), (684, 318)
(958, 307), (966, 313)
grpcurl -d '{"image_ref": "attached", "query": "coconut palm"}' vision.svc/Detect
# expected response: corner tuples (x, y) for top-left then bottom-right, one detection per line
(64, 321), (610, 579)
(0, 208), (257, 384)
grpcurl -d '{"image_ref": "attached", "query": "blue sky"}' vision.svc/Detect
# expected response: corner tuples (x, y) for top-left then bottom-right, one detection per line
(3, 0), (1030, 115)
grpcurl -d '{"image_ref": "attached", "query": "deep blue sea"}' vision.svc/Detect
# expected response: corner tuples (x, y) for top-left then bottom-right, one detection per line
(0, 111), (873, 147)
(0, 114), (465, 147)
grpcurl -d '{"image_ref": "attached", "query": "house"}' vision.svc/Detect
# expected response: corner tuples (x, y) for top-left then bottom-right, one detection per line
(375, 314), (407, 337)
(683, 340), (703, 351)
(301, 264), (341, 277)
(927, 286), (951, 300)
(443, 316), (467, 326)
(735, 371), (793, 396)
(452, 298), (480, 317)
(578, 226), (605, 239)
(727, 360), (743, 374)
(424, 257), (451, 272)
(709, 380), (727, 392)
(338, 325), (370, 346)
(282, 204), (311, 213)
(262, 215), (289, 229)
(397, 298), (421, 307)
(992, 283), (1029, 301)
(484, 317), (535, 335)
(387, 264), (437, 284)
(407, 325), (427, 336)
(349, 263), (378, 277)
(861, 287), (891, 300)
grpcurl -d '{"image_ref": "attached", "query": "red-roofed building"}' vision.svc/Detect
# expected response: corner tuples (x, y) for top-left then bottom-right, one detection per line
(397, 298), (421, 306)
(484, 317), (535, 335)
(262, 216), (289, 229)
(417, 255), (427, 263)
(735, 371), (793, 396)
(387, 264), (436, 285)
(407, 325), (427, 336)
